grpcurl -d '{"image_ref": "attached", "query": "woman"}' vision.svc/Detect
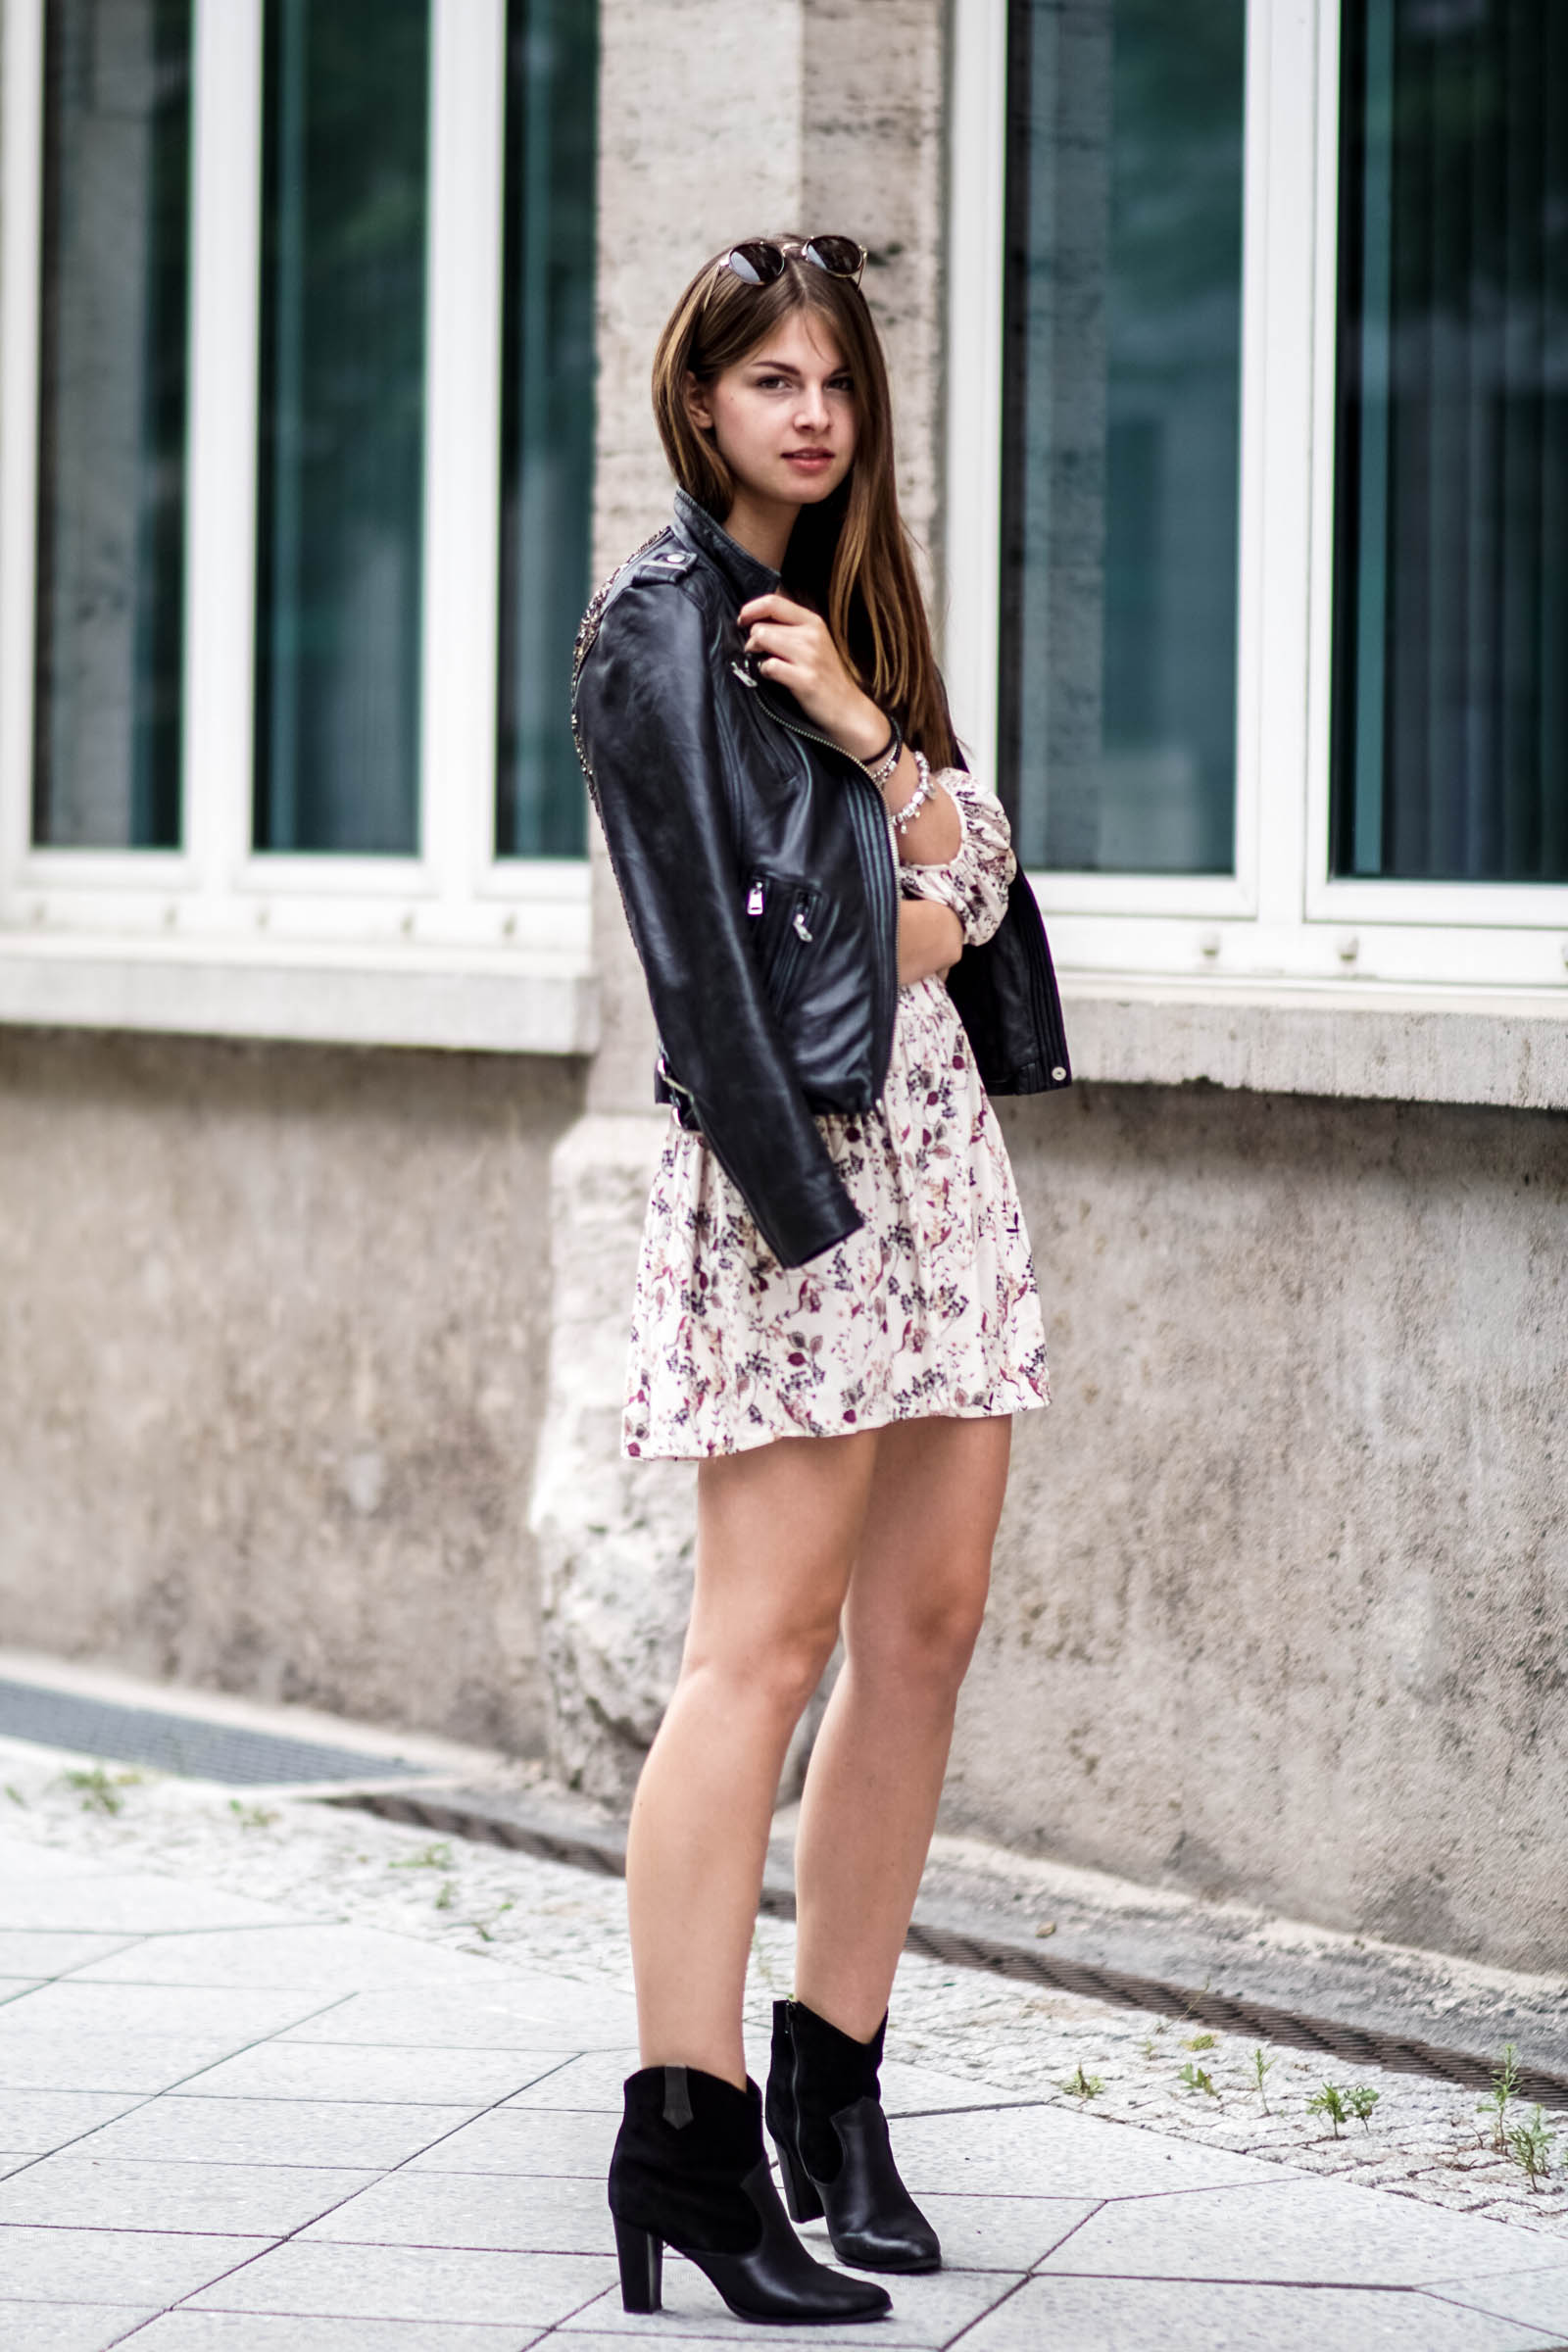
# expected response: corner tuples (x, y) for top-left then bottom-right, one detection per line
(571, 234), (1069, 2328)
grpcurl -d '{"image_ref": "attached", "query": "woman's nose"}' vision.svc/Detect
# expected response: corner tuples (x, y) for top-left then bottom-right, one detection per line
(793, 387), (830, 431)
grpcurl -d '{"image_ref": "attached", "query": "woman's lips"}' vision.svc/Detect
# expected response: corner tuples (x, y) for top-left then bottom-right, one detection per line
(784, 449), (834, 467)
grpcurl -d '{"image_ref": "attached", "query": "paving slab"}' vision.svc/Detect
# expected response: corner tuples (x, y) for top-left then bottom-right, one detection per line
(1038, 2173), (1556, 2285)
(300, 2167), (612, 2253)
(1427, 2268), (1568, 2335)
(183, 2239), (613, 2325)
(960, 2274), (1563, 2350)
(117, 2317), (547, 2350)
(0, 2307), (162, 2352)
(557, 2262), (1021, 2344)
(0, 2030), (283, 2095)
(176, 2040), (566, 2107)
(0, 1838), (112, 1881)
(74, 2090), (484, 2170)
(276, 1983), (641, 2050)
(0, 1932), (142, 1977)
(0, 2152), (381, 2234)
(889, 2101), (1301, 2199)
(501, 2051), (643, 2112)
(807, 2189), (1098, 2274)
(878, 2059), (1046, 2116)
(74, 1926), (502, 1993)
(0, 2223), (263, 2301)
(558, 2339), (928, 2352)
(407, 2106), (618, 2176)
(0, 1980), (334, 2041)
(0, 1873), (307, 1935)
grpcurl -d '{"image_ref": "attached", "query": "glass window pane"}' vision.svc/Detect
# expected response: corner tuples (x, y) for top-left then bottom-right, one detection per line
(1332, 0), (1568, 883)
(495, 0), (597, 860)
(1000, 0), (1246, 874)
(254, 0), (428, 856)
(32, 0), (191, 851)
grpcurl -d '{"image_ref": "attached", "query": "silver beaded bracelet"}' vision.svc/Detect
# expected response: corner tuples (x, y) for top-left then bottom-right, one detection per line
(861, 718), (904, 789)
(890, 747), (936, 834)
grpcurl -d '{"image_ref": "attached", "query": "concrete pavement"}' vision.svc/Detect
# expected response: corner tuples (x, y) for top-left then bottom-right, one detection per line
(2, 1749), (1568, 2348)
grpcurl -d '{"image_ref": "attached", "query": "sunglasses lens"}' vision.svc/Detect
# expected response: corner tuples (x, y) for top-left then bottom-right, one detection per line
(803, 235), (864, 280)
(726, 241), (786, 286)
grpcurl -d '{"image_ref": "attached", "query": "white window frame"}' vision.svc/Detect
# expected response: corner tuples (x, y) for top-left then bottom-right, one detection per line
(0, 0), (595, 1054)
(945, 0), (1568, 1005)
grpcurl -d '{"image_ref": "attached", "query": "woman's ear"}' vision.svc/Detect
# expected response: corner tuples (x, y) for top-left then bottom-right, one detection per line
(683, 369), (715, 435)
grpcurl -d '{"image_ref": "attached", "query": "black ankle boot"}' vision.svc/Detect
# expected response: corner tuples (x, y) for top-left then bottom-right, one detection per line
(608, 2062), (892, 2325)
(765, 1999), (941, 2275)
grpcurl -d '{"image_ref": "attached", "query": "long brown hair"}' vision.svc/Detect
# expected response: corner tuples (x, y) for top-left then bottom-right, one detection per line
(652, 241), (957, 767)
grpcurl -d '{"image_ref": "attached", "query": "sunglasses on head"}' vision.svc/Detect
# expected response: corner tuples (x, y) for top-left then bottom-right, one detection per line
(722, 235), (866, 288)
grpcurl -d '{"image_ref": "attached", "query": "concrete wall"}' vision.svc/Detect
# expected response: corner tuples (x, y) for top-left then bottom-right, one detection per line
(952, 1082), (1568, 1971)
(0, 1029), (583, 1753)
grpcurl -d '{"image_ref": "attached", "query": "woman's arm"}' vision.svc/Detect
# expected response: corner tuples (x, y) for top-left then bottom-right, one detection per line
(898, 899), (964, 987)
(738, 592), (962, 862)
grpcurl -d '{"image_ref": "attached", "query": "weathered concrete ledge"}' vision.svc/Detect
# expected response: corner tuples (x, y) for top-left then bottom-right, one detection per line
(1058, 980), (1568, 1111)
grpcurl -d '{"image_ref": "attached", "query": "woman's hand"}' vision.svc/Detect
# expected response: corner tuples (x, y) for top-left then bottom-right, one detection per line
(738, 593), (889, 761)
(897, 899), (964, 988)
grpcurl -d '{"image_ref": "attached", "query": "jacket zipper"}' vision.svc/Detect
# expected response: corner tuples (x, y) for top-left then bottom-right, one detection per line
(747, 877), (814, 1004)
(753, 697), (898, 1102)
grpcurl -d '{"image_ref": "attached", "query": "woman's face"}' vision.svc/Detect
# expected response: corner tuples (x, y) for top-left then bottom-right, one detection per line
(685, 309), (858, 514)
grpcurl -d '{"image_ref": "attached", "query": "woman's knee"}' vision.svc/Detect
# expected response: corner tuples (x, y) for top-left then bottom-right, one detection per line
(848, 1571), (989, 1698)
(684, 1612), (841, 1729)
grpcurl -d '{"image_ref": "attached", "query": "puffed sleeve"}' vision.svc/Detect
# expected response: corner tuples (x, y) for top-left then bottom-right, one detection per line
(897, 769), (1017, 947)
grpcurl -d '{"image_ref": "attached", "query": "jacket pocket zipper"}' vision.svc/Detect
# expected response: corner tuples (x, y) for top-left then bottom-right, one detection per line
(747, 875), (815, 1005)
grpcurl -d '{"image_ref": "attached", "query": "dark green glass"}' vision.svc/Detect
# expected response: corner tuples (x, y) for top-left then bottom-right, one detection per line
(1001, 0), (1246, 874)
(1332, 0), (1568, 882)
(32, 0), (191, 850)
(495, 0), (597, 859)
(254, 0), (428, 855)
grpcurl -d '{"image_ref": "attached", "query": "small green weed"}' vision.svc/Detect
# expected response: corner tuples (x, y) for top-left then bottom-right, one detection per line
(1348, 2084), (1381, 2132)
(1506, 2105), (1556, 2190)
(433, 1879), (456, 1912)
(1252, 2047), (1275, 2111)
(227, 1799), (277, 1830)
(64, 1765), (140, 1816)
(5, 1784), (25, 1807)
(390, 1840), (453, 1872)
(1060, 2064), (1103, 2100)
(1480, 2042), (1521, 2154)
(1178, 2063), (1217, 2097)
(1184, 2033), (1215, 2052)
(466, 1897), (516, 1943)
(1307, 2082), (1350, 2138)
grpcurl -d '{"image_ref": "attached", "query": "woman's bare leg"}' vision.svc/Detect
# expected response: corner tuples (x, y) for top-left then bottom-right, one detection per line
(792, 1413), (1012, 2038)
(625, 1427), (880, 2087)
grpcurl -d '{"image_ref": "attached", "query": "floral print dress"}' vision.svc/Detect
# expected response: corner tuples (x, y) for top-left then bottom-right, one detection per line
(622, 770), (1051, 1459)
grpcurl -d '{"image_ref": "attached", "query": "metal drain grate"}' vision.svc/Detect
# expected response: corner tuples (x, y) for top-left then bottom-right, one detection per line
(0, 1679), (433, 1788)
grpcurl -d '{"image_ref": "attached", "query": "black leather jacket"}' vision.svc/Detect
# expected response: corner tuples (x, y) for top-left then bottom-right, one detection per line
(571, 489), (1070, 1268)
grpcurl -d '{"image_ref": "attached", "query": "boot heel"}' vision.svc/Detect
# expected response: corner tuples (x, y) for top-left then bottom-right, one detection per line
(613, 2216), (662, 2312)
(775, 2136), (825, 2225)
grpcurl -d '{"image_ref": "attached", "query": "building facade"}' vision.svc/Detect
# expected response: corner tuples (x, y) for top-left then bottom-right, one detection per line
(1, 0), (1564, 1968)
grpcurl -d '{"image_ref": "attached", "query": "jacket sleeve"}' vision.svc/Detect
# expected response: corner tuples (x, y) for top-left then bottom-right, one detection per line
(574, 571), (863, 1269)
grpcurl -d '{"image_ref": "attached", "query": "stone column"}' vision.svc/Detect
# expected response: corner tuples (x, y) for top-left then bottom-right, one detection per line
(531, 0), (949, 1799)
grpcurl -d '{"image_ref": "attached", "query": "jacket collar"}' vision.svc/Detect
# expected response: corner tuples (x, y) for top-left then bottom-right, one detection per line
(671, 488), (780, 606)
